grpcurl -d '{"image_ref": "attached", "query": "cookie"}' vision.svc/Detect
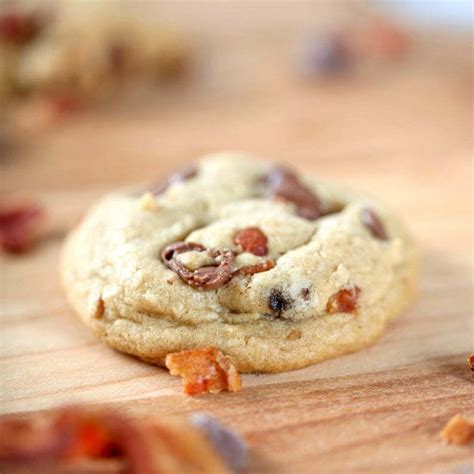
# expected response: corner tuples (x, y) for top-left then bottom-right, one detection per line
(61, 153), (418, 373)
(0, 4), (189, 102)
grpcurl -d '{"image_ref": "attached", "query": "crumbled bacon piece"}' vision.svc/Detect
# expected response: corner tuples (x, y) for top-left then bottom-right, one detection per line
(233, 227), (268, 256)
(361, 208), (388, 240)
(326, 286), (361, 314)
(166, 347), (242, 395)
(468, 354), (474, 372)
(0, 407), (235, 473)
(262, 166), (322, 220)
(237, 259), (275, 276)
(0, 203), (44, 254)
(441, 415), (474, 445)
(161, 241), (235, 290)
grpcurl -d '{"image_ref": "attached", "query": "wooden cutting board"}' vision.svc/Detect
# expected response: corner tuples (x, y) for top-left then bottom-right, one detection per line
(1, 4), (472, 472)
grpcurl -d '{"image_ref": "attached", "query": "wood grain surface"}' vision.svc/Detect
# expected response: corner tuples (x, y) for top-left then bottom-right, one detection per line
(0, 3), (473, 473)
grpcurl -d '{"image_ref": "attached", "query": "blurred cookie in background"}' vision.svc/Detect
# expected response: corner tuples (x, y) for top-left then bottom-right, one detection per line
(0, 1), (192, 120)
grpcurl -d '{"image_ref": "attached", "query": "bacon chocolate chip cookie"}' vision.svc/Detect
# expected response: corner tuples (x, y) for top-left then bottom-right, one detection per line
(61, 153), (418, 373)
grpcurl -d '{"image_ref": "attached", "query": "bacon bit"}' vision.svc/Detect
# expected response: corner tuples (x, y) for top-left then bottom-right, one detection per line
(233, 227), (268, 256)
(0, 203), (44, 254)
(468, 354), (474, 372)
(0, 11), (41, 46)
(361, 208), (388, 240)
(262, 166), (322, 220)
(326, 286), (361, 314)
(166, 347), (242, 396)
(0, 407), (234, 473)
(441, 415), (474, 445)
(237, 259), (275, 276)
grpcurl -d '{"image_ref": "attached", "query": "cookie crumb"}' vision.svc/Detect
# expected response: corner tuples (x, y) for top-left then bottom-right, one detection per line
(468, 354), (474, 372)
(138, 192), (159, 211)
(441, 415), (474, 445)
(165, 347), (242, 395)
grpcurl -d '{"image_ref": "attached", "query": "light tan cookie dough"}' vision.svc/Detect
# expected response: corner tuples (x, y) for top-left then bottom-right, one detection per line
(61, 153), (418, 373)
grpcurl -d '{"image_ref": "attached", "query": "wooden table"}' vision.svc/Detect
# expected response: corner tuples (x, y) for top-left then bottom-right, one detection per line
(1, 3), (472, 472)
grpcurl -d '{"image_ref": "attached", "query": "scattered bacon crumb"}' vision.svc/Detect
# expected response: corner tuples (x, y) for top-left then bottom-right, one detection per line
(0, 407), (233, 473)
(165, 347), (242, 395)
(441, 414), (474, 445)
(326, 286), (361, 314)
(233, 227), (268, 256)
(468, 354), (474, 372)
(0, 203), (44, 254)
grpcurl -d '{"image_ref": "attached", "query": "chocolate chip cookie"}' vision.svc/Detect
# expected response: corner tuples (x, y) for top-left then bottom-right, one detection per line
(61, 153), (418, 373)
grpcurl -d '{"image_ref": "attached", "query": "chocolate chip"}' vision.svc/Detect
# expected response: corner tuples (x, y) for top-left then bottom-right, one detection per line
(361, 208), (388, 240)
(152, 163), (198, 195)
(268, 289), (292, 315)
(190, 413), (248, 473)
(262, 166), (322, 220)
(161, 241), (235, 291)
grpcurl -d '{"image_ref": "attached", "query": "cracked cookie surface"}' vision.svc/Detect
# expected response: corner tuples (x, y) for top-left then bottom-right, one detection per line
(61, 153), (418, 373)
